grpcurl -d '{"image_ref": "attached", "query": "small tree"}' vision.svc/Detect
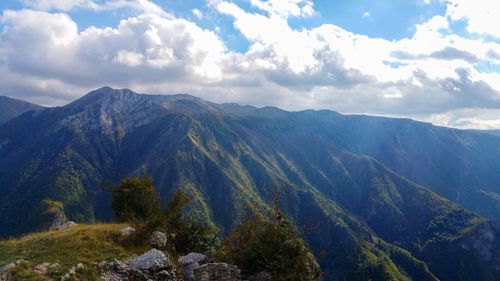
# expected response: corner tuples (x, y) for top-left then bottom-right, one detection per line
(217, 204), (321, 281)
(110, 178), (219, 255)
(109, 177), (161, 222)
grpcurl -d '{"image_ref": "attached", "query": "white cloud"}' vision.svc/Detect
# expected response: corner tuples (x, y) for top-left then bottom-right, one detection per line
(0, 9), (226, 95)
(192, 8), (203, 19)
(21, 0), (168, 15)
(113, 50), (145, 67)
(20, 0), (101, 11)
(447, 0), (500, 38)
(362, 12), (370, 18)
(2, 0), (500, 129)
(248, 0), (314, 18)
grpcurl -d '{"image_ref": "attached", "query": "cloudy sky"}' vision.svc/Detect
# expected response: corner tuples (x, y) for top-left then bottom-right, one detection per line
(1, 0), (500, 129)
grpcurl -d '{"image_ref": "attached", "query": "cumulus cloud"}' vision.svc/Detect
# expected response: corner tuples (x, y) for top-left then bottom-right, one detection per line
(447, 0), (500, 38)
(248, 0), (314, 18)
(21, 0), (167, 15)
(1, 0), (500, 129)
(0, 8), (226, 97)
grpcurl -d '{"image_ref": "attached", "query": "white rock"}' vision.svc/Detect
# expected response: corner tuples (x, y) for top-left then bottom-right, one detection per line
(120, 226), (136, 236)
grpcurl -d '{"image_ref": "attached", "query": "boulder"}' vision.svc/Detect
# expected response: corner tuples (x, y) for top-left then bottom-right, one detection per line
(101, 249), (180, 281)
(149, 231), (168, 249)
(0, 263), (16, 273)
(120, 226), (136, 236)
(101, 259), (130, 281)
(129, 249), (170, 272)
(0, 260), (27, 281)
(193, 263), (241, 281)
(180, 253), (208, 264)
(246, 271), (273, 281)
(178, 252), (208, 281)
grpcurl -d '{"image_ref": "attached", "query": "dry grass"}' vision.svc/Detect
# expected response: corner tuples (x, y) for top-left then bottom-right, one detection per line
(0, 224), (147, 280)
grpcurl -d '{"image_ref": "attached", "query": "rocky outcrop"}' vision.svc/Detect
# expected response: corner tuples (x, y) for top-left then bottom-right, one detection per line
(149, 231), (168, 249)
(100, 259), (130, 281)
(62, 263), (86, 280)
(33, 262), (59, 275)
(101, 249), (178, 281)
(246, 271), (273, 281)
(178, 252), (271, 281)
(178, 252), (208, 281)
(193, 263), (241, 281)
(0, 260), (27, 281)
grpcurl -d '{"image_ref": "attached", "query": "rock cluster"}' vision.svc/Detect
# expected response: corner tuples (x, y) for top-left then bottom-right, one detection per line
(178, 252), (209, 281)
(193, 263), (241, 281)
(246, 271), (273, 281)
(33, 262), (59, 275)
(1, 251), (272, 281)
(0, 260), (27, 281)
(101, 249), (179, 281)
(177, 253), (273, 281)
(61, 263), (86, 280)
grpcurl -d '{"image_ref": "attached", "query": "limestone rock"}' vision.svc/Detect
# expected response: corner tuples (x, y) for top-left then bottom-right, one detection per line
(33, 262), (59, 275)
(178, 252), (208, 281)
(120, 226), (136, 236)
(61, 263), (86, 280)
(101, 249), (178, 281)
(101, 259), (130, 281)
(129, 249), (171, 272)
(193, 263), (241, 281)
(247, 271), (273, 281)
(149, 231), (168, 249)
(0, 260), (27, 281)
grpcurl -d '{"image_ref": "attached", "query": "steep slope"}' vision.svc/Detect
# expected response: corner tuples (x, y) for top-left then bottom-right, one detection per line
(298, 114), (500, 219)
(0, 95), (43, 125)
(0, 87), (499, 280)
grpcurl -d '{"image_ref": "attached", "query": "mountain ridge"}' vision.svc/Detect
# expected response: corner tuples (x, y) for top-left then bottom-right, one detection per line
(0, 95), (43, 125)
(0, 87), (499, 281)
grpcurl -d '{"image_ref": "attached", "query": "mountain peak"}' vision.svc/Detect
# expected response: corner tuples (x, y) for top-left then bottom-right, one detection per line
(77, 86), (137, 101)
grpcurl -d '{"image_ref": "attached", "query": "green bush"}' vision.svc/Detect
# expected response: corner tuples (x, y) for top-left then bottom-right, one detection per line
(110, 178), (219, 255)
(109, 177), (162, 223)
(162, 192), (220, 255)
(217, 206), (321, 281)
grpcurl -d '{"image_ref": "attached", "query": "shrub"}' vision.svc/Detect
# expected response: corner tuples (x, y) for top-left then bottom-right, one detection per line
(162, 192), (220, 255)
(109, 177), (161, 223)
(217, 206), (321, 281)
(110, 178), (219, 255)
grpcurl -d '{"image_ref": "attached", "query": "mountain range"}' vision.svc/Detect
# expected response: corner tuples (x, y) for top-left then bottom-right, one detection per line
(0, 87), (499, 281)
(0, 95), (43, 125)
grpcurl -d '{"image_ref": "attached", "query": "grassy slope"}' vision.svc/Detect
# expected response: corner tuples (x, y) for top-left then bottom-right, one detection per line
(0, 224), (147, 280)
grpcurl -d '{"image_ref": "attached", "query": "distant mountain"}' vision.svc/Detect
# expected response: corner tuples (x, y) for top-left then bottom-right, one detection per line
(0, 95), (43, 125)
(468, 129), (500, 137)
(0, 87), (499, 281)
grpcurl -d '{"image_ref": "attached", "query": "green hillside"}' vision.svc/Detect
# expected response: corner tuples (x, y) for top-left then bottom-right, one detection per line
(0, 224), (145, 280)
(0, 87), (499, 280)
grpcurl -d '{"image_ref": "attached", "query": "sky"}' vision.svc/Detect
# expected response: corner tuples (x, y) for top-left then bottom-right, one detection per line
(1, 0), (500, 129)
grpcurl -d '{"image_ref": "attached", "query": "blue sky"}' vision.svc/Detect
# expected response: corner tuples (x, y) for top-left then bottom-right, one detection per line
(0, 0), (450, 50)
(1, 0), (500, 129)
